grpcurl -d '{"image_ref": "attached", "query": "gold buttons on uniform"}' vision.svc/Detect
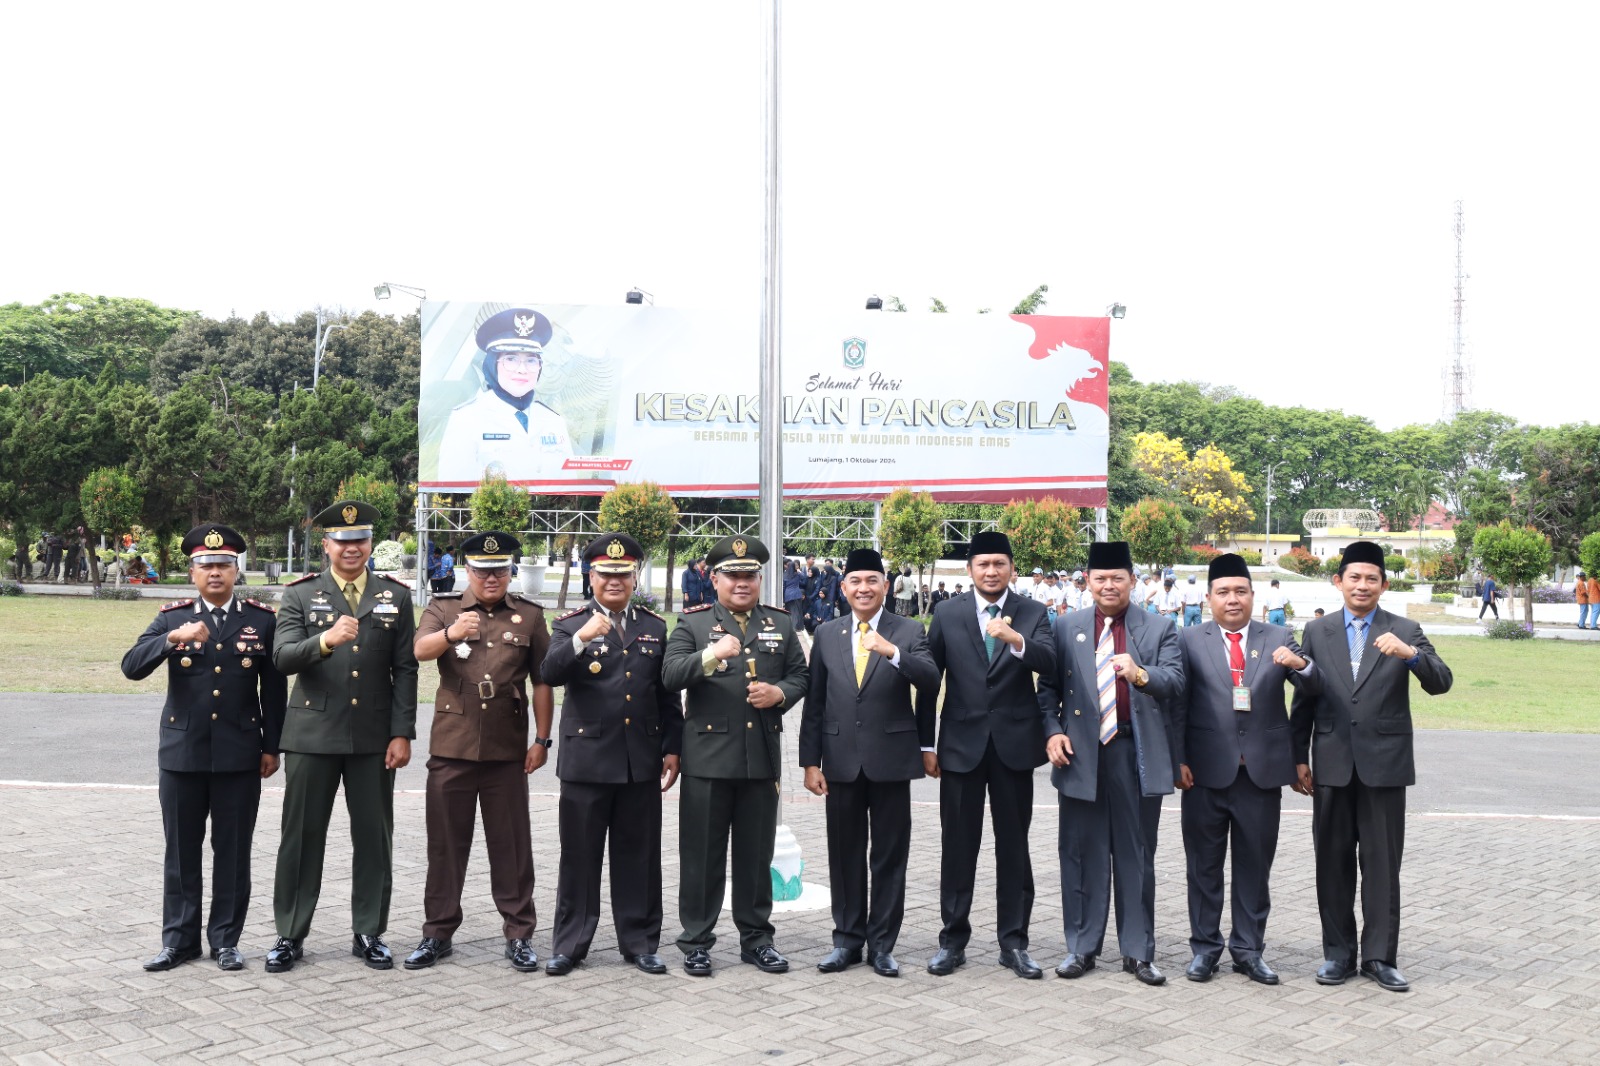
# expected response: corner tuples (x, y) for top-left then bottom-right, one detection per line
(169, 716), (176, 723)
(481, 703), (488, 710)
(747, 721), (753, 729)
(625, 694), (632, 702)
(626, 671), (632, 678)
(214, 666), (222, 674)
(353, 645), (360, 653)
(215, 643), (222, 650)
(179, 657), (192, 667)
(706, 724), (713, 731)
(211, 713), (218, 720)
(352, 670), (359, 678)
(589, 662), (602, 674)
(484, 673), (492, 680)
(351, 698), (358, 706)
(487, 641), (494, 648)
(578, 728), (585, 734)
(212, 689), (220, 697)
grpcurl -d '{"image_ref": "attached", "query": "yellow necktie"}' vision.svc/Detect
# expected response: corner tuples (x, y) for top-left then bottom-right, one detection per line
(734, 611), (749, 636)
(855, 621), (871, 685)
(345, 582), (360, 615)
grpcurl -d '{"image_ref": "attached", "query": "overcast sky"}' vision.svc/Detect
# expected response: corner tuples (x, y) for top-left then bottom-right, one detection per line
(3, 1), (1594, 431)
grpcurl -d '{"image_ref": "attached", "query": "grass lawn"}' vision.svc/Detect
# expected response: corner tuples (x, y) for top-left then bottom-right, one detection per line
(3, 599), (1596, 734)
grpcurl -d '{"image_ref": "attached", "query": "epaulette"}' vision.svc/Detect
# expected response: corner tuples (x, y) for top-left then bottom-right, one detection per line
(556, 605), (589, 622)
(286, 573), (318, 586)
(682, 603), (713, 614)
(243, 598), (277, 613)
(633, 603), (663, 620)
(508, 591), (544, 609)
(763, 603), (790, 614)
(431, 591), (463, 599)
(159, 598), (195, 612)
(380, 573), (411, 587)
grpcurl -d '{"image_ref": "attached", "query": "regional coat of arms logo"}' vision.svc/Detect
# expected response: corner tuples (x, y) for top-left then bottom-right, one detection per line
(842, 337), (867, 370)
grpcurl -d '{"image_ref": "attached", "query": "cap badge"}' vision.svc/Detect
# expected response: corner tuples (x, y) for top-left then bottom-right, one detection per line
(606, 539), (625, 559)
(341, 505), (358, 525)
(513, 313), (538, 337)
(483, 535), (500, 553)
(203, 529), (224, 549)
(731, 539), (748, 558)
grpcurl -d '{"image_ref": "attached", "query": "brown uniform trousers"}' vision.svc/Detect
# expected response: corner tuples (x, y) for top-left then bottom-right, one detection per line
(417, 589), (549, 941)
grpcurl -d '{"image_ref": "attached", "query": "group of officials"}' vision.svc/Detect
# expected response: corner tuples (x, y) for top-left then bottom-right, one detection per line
(126, 506), (1449, 993)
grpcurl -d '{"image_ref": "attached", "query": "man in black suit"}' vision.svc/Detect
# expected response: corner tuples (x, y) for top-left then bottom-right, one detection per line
(916, 531), (1055, 978)
(1291, 540), (1452, 993)
(1038, 540), (1182, 986)
(800, 548), (940, 978)
(1171, 553), (1321, 985)
(541, 533), (683, 975)
(121, 524), (286, 972)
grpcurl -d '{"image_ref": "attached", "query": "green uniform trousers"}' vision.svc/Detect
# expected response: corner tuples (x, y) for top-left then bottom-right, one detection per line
(274, 752), (394, 939)
(676, 775), (779, 953)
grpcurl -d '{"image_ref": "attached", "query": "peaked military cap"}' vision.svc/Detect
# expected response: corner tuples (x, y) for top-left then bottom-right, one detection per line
(182, 523), (245, 566)
(707, 534), (768, 573)
(460, 531), (520, 569)
(476, 307), (552, 356)
(585, 531), (643, 574)
(314, 500), (379, 541)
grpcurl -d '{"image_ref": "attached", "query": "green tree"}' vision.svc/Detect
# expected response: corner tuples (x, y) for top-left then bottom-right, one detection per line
(0, 302), (76, 384)
(929, 298), (948, 313)
(1010, 284), (1049, 315)
(1000, 498), (1086, 574)
(1474, 522), (1552, 626)
(33, 293), (195, 384)
(1119, 497), (1190, 571)
(878, 488), (946, 599)
(468, 472), (531, 537)
(597, 482), (680, 558)
(336, 473), (403, 540)
(80, 466), (143, 587)
(1578, 531), (1600, 577)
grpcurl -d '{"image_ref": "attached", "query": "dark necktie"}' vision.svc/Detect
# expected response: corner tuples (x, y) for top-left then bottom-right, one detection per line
(515, 410), (529, 432)
(211, 607), (226, 637)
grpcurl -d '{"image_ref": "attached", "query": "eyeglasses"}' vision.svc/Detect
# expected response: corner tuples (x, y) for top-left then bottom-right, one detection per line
(499, 354), (543, 370)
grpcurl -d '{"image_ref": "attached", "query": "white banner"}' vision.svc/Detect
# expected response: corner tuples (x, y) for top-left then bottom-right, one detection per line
(418, 302), (1109, 504)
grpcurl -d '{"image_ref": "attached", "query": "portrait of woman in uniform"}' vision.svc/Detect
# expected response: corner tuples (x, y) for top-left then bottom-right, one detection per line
(435, 307), (575, 483)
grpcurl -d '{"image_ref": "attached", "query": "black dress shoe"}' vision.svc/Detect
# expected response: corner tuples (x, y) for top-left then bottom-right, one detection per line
(871, 952), (900, 977)
(1361, 959), (1410, 992)
(403, 937), (452, 970)
(1122, 956), (1166, 986)
(624, 952), (668, 974)
(740, 944), (790, 973)
(351, 934), (393, 970)
(211, 946), (245, 972)
(505, 939), (539, 972)
(545, 954), (578, 976)
(817, 947), (863, 973)
(142, 945), (201, 972)
(926, 948), (966, 976)
(1054, 953), (1096, 979)
(264, 937), (303, 973)
(1232, 956), (1280, 985)
(1185, 953), (1220, 982)
(683, 948), (713, 976)
(998, 948), (1043, 979)
(1315, 958), (1357, 985)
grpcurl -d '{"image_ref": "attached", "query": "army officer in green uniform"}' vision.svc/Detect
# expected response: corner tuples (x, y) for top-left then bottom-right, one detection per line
(266, 500), (419, 972)
(662, 535), (808, 976)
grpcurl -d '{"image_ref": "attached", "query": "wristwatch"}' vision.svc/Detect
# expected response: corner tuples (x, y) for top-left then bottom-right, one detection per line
(1132, 668), (1149, 688)
(531, 736), (553, 749)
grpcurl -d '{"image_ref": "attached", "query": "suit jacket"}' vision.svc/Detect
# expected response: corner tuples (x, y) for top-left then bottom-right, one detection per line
(799, 609), (941, 782)
(271, 569), (419, 755)
(661, 601), (808, 780)
(915, 590), (1055, 774)
(543, 600), (683, 783)
(1170, 621), (1321, 790)
(1289, 607), (1452, 788)
(122, 597), (287, 773)
(419, 589), (549, 761)
(1038, 604), (1183, 800)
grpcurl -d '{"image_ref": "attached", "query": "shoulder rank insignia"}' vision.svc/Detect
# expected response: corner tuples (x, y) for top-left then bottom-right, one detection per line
(634, 603), (663, 620)
(762, 603), (790, 614)
(380, 573), (410, 587)
(286, 573), (318, 586)
(432, 591), (463, 599)
(243, 598), (277, 613)
(556, 605), (588, 622)
(682, 603), (713, 614)
(159, 598), (195, 612)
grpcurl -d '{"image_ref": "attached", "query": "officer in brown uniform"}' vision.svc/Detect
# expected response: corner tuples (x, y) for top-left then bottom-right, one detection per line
(403, 532), (554, 973)
(541, 532), (683, 975)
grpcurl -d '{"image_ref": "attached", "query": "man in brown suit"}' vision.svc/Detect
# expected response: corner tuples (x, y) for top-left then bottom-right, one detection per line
(403, 532), (554, 973)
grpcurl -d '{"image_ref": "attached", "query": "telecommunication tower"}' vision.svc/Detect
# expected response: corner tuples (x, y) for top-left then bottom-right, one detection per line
(1445, 200), (1472, 418)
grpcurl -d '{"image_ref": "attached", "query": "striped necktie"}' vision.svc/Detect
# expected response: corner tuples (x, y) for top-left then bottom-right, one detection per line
(855, 621), (871, 686)
(1349, 617), (1367, 681)
(1096, 617), (1118, 745)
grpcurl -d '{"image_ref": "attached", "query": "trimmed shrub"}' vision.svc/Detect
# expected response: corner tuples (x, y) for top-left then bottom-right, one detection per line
(1485, 619), (1534, 640)
(1280, 546), (1322, 576)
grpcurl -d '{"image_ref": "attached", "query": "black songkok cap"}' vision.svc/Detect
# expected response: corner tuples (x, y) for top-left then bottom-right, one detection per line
(1340, 540), (1386, 571)
(1207, 553), (1251, 585)
(842, 548), (885, 576)
(967, 531), (1013, 560)
(1086, 541), (1134, 573)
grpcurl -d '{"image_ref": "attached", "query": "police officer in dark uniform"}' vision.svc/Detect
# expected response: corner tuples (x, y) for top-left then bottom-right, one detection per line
(541, 532), (683, 975)
(661, 534), (809, 976)
(266, 500), (419, 973)
(122, 523), (286, 971)
(403, 532), (554, 973)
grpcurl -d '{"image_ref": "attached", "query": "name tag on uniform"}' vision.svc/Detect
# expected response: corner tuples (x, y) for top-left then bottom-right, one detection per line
(1232, 686), (1252, 712)
(373, 603), (399, 615)
(483, 432), (511, 441)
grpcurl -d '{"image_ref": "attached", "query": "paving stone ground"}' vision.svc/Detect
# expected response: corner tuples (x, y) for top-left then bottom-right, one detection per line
(3, 762), (1598, 1066)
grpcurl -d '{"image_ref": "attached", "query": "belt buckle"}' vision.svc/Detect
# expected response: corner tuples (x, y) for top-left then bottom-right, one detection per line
(477, 680), (496, 700)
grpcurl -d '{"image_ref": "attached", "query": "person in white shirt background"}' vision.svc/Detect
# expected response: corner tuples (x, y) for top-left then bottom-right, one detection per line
(1261, 579), (1289, 627)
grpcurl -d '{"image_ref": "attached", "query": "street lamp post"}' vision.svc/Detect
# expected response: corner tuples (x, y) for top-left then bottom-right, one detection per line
(1262, 459), (1286, 561)
(312, 308), (349, 389)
